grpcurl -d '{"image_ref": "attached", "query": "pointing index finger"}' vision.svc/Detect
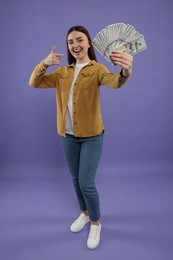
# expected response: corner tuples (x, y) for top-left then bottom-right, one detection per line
(57, 53), (65, 56)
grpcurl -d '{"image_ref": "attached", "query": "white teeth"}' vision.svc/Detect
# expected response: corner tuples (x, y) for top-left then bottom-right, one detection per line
(74, 49), (81, 53)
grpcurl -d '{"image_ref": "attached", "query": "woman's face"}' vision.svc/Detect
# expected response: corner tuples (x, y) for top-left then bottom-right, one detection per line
(67, 31), (90, 63)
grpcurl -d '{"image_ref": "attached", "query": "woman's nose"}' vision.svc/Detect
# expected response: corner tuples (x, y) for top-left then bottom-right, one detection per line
(73, 41), (78, 48)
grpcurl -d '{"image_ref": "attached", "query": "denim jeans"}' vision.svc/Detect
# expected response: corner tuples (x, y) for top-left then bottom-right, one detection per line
(61, 132), (104, 222)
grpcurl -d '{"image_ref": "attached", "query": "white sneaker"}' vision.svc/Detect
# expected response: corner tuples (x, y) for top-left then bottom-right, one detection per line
(70, 213), (90, 232)
(87, 223), (101, 249)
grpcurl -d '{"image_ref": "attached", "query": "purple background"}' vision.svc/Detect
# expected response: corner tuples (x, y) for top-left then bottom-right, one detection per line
(0, 0), (173, 259)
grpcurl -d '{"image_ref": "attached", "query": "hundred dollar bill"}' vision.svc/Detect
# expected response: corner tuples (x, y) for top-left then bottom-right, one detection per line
(128, 35), (147, 54)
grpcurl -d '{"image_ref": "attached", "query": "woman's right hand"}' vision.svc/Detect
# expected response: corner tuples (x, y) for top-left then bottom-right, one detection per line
(43, 45), (64, 67)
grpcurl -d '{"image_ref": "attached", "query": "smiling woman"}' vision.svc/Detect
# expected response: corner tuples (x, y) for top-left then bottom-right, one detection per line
(29, 25), (133, 250)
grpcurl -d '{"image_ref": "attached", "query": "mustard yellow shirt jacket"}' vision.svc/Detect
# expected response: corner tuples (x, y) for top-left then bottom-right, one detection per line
(29, 60), (130, 137)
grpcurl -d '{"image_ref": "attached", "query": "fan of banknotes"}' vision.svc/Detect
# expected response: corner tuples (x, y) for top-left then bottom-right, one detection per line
(92, 23), (147, 65)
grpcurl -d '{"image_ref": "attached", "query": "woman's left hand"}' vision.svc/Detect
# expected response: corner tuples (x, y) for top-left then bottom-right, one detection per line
(110, 50), (133, 76)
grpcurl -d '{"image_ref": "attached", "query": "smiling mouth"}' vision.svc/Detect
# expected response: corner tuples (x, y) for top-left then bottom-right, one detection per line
(74, 49), (82, 54)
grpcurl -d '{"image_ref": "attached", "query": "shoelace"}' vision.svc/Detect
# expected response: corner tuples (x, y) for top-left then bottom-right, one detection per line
(88, 225), (98, 239)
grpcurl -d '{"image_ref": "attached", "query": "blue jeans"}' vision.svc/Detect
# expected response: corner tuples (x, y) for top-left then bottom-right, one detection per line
(61, 132), (104, 221)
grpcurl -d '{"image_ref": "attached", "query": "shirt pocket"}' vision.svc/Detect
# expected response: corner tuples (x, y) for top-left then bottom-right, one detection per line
(58, 74), (70, 91)
(79, 72), (96, 89)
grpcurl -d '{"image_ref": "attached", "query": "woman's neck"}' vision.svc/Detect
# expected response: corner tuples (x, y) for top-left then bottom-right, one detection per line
(76, 58), (90, 64)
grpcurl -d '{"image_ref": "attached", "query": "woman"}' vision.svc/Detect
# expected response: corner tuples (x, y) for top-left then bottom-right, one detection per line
(29, 25), (133, 249)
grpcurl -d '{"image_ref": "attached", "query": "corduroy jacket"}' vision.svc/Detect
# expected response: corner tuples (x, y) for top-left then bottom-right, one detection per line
(29, 60), (130, 137)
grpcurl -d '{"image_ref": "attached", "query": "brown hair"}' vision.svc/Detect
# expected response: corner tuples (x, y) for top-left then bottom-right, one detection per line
(66, 25), (97, 65)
